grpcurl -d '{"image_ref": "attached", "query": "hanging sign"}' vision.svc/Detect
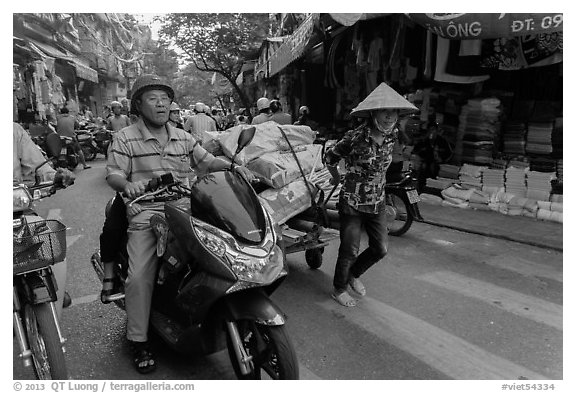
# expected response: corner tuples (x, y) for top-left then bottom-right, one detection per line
(406, 13), (563, 40)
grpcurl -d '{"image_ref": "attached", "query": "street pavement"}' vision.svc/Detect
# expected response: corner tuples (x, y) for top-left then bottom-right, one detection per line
(12, 158), (564, 382)
(419, 201), (563, 252)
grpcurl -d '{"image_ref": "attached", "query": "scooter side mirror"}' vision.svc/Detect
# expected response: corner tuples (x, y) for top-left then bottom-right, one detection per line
(235, 126), (256, 155)
(44, 132), (62, 159)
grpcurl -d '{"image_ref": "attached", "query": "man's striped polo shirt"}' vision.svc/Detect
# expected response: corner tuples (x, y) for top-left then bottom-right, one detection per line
(106, 119), (216, 189)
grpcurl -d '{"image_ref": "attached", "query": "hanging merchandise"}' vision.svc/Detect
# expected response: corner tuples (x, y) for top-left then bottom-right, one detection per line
(435, 37), (490, 83)
(480, 32), (562, 70)
(51, 76), (66, 106)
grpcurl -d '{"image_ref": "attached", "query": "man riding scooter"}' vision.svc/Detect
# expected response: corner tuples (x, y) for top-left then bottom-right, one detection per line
(13, 122), (75, 314)
(102, 74), (254, 374)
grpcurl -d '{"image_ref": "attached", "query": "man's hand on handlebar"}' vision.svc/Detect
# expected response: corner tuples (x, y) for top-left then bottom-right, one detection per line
(123, 180), (147, 200)
(54, 168), (75, 188)
(233, 165), (255, 183)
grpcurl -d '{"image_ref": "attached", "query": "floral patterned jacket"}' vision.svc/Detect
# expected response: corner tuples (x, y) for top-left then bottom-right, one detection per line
(325, 124), (396, 214)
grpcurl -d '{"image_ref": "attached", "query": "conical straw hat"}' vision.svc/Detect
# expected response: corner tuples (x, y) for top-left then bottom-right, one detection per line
(350, 82), (418, 117)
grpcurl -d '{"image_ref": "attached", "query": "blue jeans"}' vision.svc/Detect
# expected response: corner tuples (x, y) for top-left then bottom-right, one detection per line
(333, 202), (388, 292)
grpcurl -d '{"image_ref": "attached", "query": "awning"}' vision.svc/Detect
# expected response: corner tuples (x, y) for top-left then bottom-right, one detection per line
(254, 37), (286, 80)
(328, 13), (390, 26)
(406, 13), (563, 40)
(27, 38), (99, 83)
(267, 13), (321, 77)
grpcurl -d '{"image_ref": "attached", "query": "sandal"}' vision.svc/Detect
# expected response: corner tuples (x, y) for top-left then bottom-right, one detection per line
(331, 291), (357, 307)
(130, 341), (156, 374)
(348, 277), (366, 297)
(100, 278), (125, 304)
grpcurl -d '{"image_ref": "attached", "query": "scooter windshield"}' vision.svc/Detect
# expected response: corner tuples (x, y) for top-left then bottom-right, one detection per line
(189, 171), (266, 244)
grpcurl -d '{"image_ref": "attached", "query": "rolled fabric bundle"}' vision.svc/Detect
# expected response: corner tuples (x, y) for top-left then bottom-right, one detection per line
(523, 198), (539, 213)
(537, 209), (553, 221)
(521, 210), (538, 218)
(469, 190), (491, 204)
(469, 202), (492, 211)
(442, 186), (474, 201)
(508, 196), (525, 208)
(537, 201), (552, 211)
(550, 202), (563, 212)
(443, 195), (467, 205)
(442, 199), (469, 209)
(550, 211), (563, 223)
(420, 193), (444, 205)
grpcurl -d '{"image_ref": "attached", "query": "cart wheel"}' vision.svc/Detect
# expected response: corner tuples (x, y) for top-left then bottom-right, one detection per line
(305, 248), (324, 269)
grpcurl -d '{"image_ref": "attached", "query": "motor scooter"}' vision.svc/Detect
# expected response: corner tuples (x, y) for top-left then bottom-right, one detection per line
(13, 136), (73, 379)
(385, 170), (423, 236)
(76, 129), (98, 161)
(90, 127), (113, 158)
(90, 127), (299, 379)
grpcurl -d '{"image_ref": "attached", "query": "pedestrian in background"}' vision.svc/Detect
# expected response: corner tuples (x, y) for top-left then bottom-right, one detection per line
(184, 102), (216, 142)
(269, 99), (292, 125)
(294, 105), (319, 130)
(168, 102), (184, 129)
(325, 82), (418, 307)
(107, 101), (131, 132)
(56, 107), (91, 169)
(251, 97), (272, 125)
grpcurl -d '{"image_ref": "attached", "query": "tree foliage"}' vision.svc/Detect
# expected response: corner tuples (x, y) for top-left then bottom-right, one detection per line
(157, 13), (272, 113)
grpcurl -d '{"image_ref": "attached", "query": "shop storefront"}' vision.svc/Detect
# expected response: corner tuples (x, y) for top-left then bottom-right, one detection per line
(262, 13), (563, 224)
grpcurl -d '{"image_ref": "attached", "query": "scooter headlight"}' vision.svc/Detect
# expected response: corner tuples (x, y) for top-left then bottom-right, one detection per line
(13, 185), (32, 213)
(193, 225), (227, 257)
(228, 244), (284, 284)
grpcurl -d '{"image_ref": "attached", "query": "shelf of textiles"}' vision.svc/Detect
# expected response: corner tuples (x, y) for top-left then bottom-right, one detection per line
(502, 117), (563, 158)
(453, 97), (503, 167)
(422, 162), (562, 224)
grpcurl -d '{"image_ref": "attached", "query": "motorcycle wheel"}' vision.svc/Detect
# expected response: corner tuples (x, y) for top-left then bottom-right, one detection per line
(82, 145), (97, 161)
(305, 247), (324, 269)
(386, 191), (413, 237)
(226, 320), (299, 380)
(24, 303), (68, 380)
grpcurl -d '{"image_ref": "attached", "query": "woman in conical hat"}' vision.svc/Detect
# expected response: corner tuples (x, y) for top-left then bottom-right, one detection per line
(324, 83), (418, 307)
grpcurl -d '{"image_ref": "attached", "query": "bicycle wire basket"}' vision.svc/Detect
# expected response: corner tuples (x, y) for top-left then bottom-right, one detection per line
(13, 219), (67, 275)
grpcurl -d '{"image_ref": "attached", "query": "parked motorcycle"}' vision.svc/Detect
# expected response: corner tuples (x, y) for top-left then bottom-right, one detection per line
(385, 170), (423, 236)
(13, 138), (72, 379)
(90, 127), (299, 379)
(76, 129), (98, 162)
(52, 135), (79, 171)
(90, 127), (113, 158)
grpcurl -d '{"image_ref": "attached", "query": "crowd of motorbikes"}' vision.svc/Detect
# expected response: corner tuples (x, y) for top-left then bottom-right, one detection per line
(31, 120), (112, 171)
(17, 120), (422, 380)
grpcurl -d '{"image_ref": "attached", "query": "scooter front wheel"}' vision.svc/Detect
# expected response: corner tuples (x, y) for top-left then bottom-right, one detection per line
(226, 320), (299, 380)
(82, 145), (97, 161)
(24, 303), (68, 380)
(386, 191), (413, 236)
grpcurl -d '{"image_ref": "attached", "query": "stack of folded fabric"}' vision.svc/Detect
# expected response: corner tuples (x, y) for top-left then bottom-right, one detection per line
(458, 98), (501, 165)
(530, 157), (557, 173)
(550, 193), (563, 204)
(491, 157), (508, 170)
(552, 117), (563, 158)
(557, 159), (563, 182)
(526, 170), (556, 201)
(507, 196), (539, 217)
(440, 184), (491, 210)
(438, 164), (461, 179)
(459, 163), (486, 190)
(505, 166), (528, 197)
(525, 121), (554, 155)
(482, 168), (505, 195)
(426, 177), (454, 190)
(536, 200), (563, 223)
(502, 121), (527, 155)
